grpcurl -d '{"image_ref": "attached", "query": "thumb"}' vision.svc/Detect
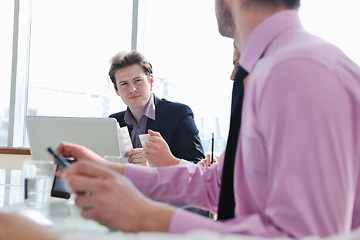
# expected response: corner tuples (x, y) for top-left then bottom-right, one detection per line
(148, 129), (162, 137)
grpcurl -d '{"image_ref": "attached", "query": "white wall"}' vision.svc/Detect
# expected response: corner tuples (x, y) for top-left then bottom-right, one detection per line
(0, 154), (31, 170)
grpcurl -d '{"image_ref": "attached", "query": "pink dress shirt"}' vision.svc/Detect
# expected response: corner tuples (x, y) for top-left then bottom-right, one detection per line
(123, 10), (360, 238)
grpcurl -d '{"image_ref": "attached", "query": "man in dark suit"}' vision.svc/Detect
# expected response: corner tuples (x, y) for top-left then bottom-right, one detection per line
(108, 51), (204, 166)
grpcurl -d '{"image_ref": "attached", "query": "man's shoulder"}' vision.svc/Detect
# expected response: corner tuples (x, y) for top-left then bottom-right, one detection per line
(157, 97), (192, 113)
(108, 111), (126, 119)
(270, 31), (347, 69)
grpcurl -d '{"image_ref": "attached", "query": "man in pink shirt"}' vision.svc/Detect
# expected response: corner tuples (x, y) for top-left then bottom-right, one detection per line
(1, 0), (359, 239)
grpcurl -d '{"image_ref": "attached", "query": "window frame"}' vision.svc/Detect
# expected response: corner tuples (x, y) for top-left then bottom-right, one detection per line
(6, 0), (140, 148)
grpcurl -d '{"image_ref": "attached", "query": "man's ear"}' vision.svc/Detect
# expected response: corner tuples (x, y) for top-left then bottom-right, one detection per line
(114, 84), (120, 96)
(149, 74), (154, 89)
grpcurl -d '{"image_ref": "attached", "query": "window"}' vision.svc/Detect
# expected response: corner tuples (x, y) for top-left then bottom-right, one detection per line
(139, 0), (233, 155)
(0, 1), (14, 146)
(27, 0), (133, 119)
(3, 0), (360, 152)
(299, 0), (360, 66)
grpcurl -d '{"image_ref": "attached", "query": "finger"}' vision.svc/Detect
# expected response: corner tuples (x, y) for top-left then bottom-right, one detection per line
(131, 157), (148, 165)
(204, 154), (210, 166)
(131, 157), (146, 163)
(80, 207), (110, 228)
(73, 195), (100, 222)
(128, 154), (141, 163)
(81, 207), (97, 221)
(62, 161), (114, 181)
(144, 139), (160, 150)
(67, 168), (119, 195)
(133, 148), (144, 154)
(124, 148), (143, 157)
(124, 149), (135, 157)
(133, 161), (147, 165)
(198, 161), (206, 167)
(148, 129), (162, 137)
(67, 175), (100, 194)
(147, 135), (158, 144)
(55, 168), (64, 177)
(75, 193), (96, 210)
(56, 141), (83, 158)
(143, 147), (154, 157)
(128, 150), (144, 161)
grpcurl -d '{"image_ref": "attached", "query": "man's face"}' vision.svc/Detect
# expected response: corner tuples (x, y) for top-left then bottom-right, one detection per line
(215, 0), (235, 38)
(114, 64), (153, 112)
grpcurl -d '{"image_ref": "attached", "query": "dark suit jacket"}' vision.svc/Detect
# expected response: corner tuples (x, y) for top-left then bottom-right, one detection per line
(109, 95), (205, 163)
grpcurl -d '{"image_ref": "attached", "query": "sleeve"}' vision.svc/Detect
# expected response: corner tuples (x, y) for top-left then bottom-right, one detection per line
(123, 153), (224, 212)
(170, 104), (205, 163)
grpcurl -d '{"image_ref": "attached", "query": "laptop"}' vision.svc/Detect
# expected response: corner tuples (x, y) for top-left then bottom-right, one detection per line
(25, 116), (121, 160)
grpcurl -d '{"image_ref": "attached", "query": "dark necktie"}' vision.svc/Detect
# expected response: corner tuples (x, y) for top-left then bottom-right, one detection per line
(217, 66), (248, 220)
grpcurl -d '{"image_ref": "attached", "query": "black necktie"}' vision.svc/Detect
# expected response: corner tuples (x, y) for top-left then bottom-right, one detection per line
(217, 66), (248, 220)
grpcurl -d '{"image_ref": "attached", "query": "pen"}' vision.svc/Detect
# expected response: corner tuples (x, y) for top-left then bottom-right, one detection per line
(47, 147), (71, 168)
(211, 132), (214, 164)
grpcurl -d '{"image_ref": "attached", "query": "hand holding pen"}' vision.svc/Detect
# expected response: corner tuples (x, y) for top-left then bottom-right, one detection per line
(197, 154), (217, 167)
(211, 132), (214, 164)
(197, 133), (217, 167)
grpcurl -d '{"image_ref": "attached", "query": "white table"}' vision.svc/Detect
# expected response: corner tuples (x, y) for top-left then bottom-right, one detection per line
(2, 169), (358, 240)
(0, 168), (120, 235)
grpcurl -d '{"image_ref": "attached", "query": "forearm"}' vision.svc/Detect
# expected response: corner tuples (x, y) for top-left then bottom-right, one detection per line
(107, 162), (125, 174)
(123, 163), (222, 211)
(140, 201), (176, 232)
(165, 157), (180, 166)
(152, 155), (181, 167)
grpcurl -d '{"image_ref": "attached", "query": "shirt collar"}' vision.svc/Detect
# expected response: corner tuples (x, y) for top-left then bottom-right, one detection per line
(143, 93), (156, 120)
(124, 93), (156, 126)
(240, 10), (303, 73)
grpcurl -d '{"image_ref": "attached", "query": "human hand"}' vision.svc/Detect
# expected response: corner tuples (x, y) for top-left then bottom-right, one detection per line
(124, 148), (149, 166)
(56, 142), (124, 174)
(197, 154), (217, 167)
(143, 130), (180, 167)
(0, 212), (58, 240)
(61, 161), (174, 232)
(56, 141), (107, 165)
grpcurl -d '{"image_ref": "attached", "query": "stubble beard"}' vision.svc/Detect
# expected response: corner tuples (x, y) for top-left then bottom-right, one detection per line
(216, 0), (235, 38)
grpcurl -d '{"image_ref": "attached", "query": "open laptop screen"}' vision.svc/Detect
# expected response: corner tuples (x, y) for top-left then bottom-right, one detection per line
(25, 116), (121, 160)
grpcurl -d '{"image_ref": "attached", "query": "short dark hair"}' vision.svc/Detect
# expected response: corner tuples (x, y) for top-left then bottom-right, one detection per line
(246, 0), (300, 8)
(108, 51), (153, 89)
(282, 0), (300, 8)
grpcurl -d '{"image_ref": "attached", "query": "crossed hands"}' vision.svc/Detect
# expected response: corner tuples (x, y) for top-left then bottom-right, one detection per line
(124, 130), (180, 167)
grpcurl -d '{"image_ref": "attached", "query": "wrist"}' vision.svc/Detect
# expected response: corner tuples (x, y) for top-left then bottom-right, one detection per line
(109, 162), (125, 174)
(172, 157), (180, 165)
(140, 201), (175, 232)
(155, 156), (180, 167)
